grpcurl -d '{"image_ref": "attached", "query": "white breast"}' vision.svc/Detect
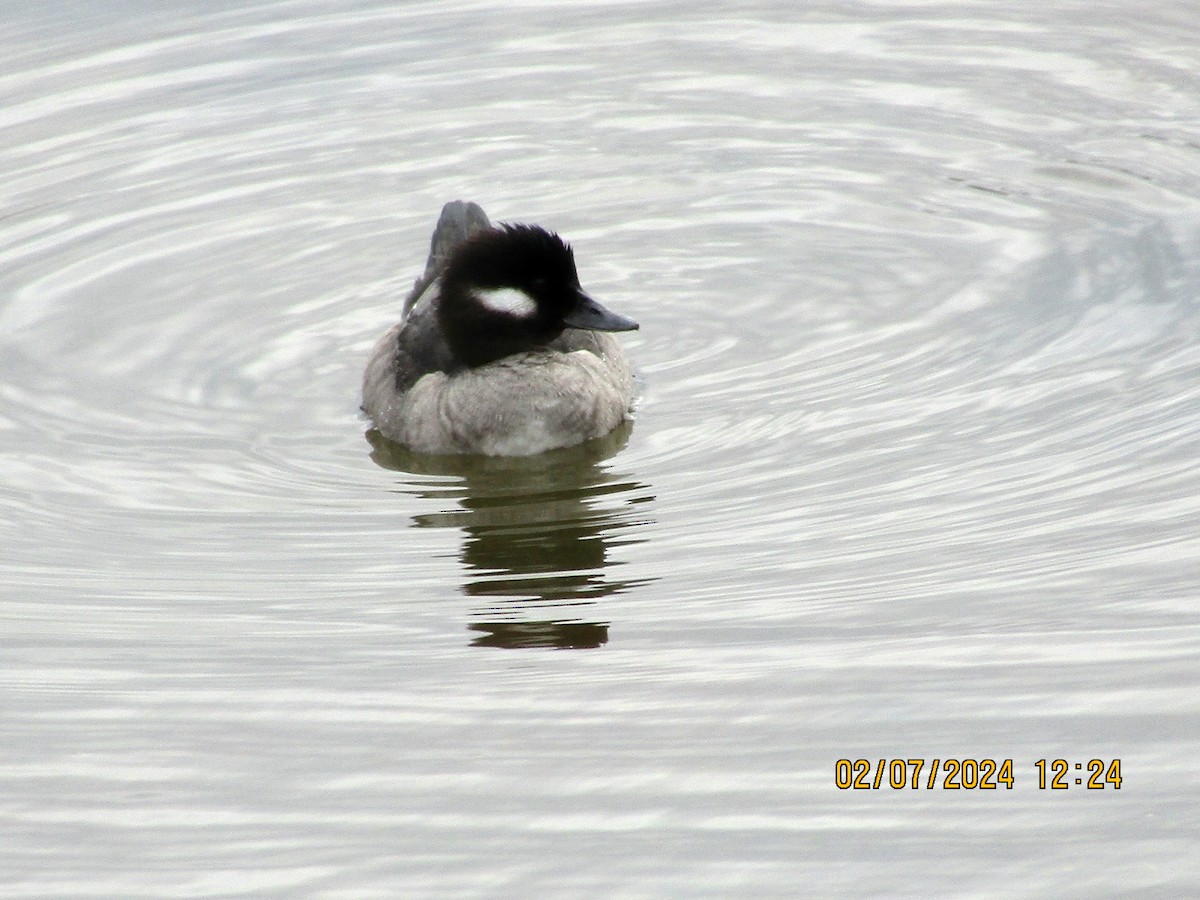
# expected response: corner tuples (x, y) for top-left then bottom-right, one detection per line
(366, 339), (633, 456)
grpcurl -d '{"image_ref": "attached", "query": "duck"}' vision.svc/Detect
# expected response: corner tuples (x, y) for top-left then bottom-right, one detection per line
(362, 201), (639, 456)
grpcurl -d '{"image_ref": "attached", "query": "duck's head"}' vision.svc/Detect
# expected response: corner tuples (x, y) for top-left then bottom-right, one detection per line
(437, 223), (638, 368)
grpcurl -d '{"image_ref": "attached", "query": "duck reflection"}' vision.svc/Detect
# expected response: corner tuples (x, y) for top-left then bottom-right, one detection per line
(368, 422), (654, 648)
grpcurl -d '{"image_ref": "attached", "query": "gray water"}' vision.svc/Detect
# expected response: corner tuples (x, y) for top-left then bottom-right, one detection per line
(3, 1), (1199, 896)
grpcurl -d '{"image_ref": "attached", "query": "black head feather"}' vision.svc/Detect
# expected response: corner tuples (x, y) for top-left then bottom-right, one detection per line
(438, 224), (585, 367)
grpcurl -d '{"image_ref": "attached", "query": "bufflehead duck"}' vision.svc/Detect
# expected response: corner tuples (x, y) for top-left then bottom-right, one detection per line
(362, 201), (639, 456)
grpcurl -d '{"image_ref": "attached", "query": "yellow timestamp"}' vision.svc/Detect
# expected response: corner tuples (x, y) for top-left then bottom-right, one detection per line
(1034, 758), (1123, 790)
(833, 758), (1122, 790)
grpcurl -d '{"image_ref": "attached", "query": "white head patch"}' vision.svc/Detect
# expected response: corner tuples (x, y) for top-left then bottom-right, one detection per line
(476, 286), (538, 318)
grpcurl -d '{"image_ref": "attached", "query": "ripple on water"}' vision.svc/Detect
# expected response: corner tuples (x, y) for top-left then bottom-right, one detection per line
(624, 210), (1200, 626)
(2, 2), (1200, 896)
(0, 2), (1197, 602)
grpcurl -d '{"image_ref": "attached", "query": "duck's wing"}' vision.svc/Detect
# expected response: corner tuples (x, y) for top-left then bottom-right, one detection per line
(403, 200), (492, 314)
(392, 281), (460, 394)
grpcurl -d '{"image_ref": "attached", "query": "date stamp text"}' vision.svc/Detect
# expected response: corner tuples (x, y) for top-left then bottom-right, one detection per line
(833, 758), (1122, 790)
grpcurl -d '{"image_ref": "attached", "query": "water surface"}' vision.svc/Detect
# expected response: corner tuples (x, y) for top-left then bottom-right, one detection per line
(3, 1), (1199, 895)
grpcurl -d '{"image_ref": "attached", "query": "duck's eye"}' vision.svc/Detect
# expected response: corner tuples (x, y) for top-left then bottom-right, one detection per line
(530, 276), (548, 290)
